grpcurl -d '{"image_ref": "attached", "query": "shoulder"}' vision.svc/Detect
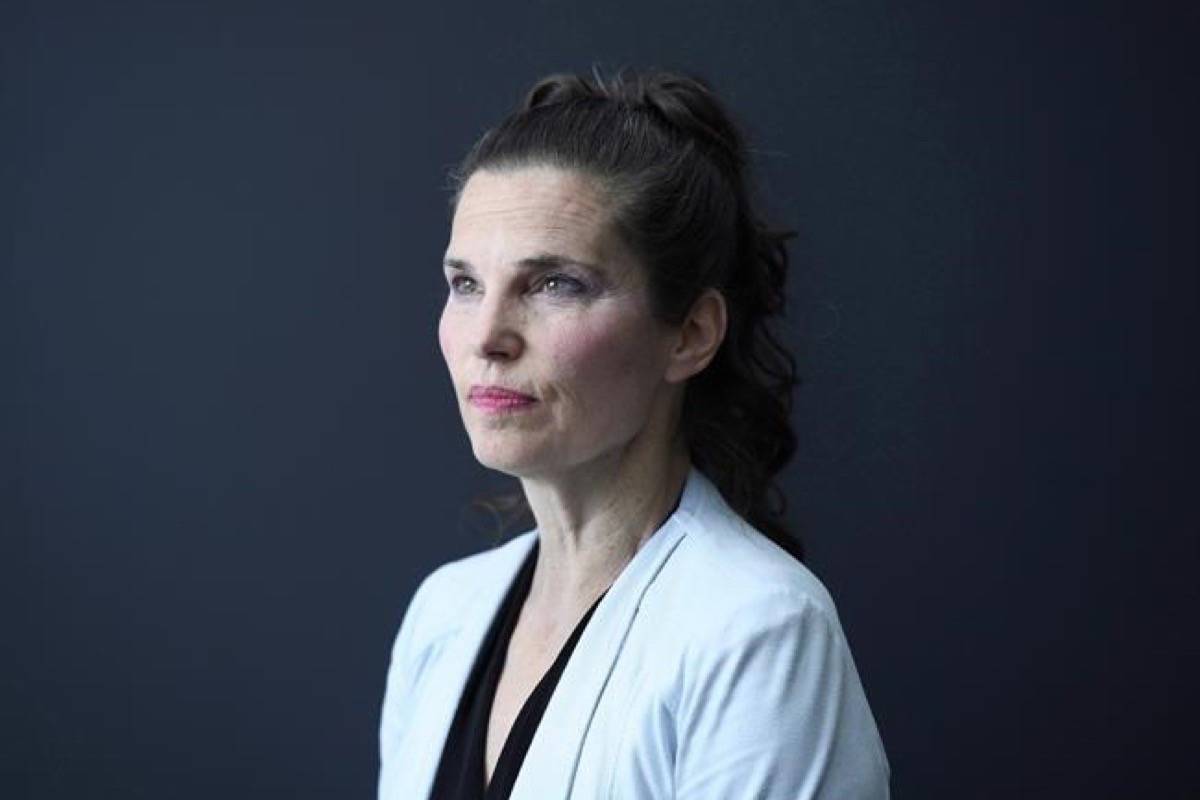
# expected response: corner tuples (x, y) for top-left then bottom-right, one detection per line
(635, 472), (891, 792)
(394, 530), (536, 650)
(647, 471), (844, 647)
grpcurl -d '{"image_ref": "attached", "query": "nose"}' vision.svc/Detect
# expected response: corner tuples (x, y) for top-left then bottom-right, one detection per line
(474, 293), (524, 362)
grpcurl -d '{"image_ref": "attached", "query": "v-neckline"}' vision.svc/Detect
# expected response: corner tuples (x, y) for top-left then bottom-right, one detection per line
(428, 482), (687, 800)
(482, 547), (608, 795)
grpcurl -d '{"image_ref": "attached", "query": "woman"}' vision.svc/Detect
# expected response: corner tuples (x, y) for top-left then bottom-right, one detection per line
(379, 68), (889, 799)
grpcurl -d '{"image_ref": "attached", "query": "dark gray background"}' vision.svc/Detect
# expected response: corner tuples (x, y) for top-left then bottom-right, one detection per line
(5, 0), (1197, 797)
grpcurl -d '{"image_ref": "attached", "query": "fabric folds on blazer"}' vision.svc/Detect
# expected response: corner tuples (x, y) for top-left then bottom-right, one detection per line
(378, 466), (890, 799)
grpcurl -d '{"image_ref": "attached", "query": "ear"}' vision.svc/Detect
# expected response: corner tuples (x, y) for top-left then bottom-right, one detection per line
(664, 288), (728, 384)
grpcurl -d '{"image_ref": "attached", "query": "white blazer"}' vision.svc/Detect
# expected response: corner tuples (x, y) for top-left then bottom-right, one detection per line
(378, 466), (890, 799)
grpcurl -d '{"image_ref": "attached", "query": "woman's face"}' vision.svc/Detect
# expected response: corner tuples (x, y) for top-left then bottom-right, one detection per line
(438, 166), (679, 479)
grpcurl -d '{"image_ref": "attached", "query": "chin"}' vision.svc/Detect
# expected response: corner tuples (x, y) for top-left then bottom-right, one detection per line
(470, 441), (545, 477)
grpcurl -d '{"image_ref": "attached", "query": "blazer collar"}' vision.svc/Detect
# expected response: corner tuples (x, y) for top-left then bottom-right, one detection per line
(406, 465), (719, 800)
(511, 465), (718, 798)
(401, 533), (534, 800)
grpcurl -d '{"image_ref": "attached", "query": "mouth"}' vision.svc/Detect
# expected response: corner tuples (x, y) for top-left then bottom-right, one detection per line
(468, 385), (538, 413)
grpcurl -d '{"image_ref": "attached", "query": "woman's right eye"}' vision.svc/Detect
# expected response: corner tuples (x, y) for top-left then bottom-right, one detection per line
(448, 275), (479, 295)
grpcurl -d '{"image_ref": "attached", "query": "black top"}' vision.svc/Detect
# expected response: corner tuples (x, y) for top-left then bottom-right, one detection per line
(428, 537), (601, 799)
(430, 489), (683, 800)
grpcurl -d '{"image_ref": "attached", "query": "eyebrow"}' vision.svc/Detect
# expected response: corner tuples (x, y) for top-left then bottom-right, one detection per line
(442, 253), (601, 275)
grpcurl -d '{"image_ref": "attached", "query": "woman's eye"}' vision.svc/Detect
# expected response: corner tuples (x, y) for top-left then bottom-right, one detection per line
(448, 275), (478, 295)
(535, 274), (588, 297)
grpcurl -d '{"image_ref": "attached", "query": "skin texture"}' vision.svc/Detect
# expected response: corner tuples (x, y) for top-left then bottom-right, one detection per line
(440, 166), (674, 482)
(437, 165), (727, 784)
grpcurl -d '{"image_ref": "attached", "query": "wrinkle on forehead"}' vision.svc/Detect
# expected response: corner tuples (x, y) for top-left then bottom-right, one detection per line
(460, 167), (611, 221)
(449, 166), (636, 277)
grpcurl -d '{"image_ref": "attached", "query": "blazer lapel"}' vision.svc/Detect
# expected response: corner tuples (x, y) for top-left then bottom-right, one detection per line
(509, 466), (713, 799)
(400, 533), (538, 800)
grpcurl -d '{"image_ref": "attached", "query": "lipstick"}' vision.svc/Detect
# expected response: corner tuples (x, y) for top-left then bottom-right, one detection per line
(468, 385), (538, 413)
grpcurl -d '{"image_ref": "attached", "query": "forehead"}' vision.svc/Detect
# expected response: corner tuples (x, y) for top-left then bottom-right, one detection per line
(448, 167), (623, 262)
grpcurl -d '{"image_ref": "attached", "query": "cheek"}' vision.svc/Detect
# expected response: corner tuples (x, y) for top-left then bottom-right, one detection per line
(437, 306), (458, 372)
(549, 317), (660, 398)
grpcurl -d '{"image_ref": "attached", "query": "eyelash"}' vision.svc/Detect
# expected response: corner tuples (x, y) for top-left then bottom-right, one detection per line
(447, 273), (589, 298)
(536, 274), (589, 296)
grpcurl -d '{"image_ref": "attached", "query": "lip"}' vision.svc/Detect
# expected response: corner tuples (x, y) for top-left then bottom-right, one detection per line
(468, 384), (538, 412)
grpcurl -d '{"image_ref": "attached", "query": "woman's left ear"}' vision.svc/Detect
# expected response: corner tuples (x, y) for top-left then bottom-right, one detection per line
(664, 288), (728, 384)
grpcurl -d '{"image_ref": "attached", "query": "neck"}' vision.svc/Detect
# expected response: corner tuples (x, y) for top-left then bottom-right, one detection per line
(518, 433), (690, 624)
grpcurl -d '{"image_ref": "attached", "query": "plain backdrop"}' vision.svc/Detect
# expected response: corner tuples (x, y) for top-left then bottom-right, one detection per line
(4, 1), (1197, 797)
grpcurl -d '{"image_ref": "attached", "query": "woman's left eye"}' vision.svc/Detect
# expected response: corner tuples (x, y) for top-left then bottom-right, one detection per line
(535, 274), (588, 297)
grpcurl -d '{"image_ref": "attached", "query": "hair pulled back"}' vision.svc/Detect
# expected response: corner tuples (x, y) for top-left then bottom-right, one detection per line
(453, 67), (803, 561)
